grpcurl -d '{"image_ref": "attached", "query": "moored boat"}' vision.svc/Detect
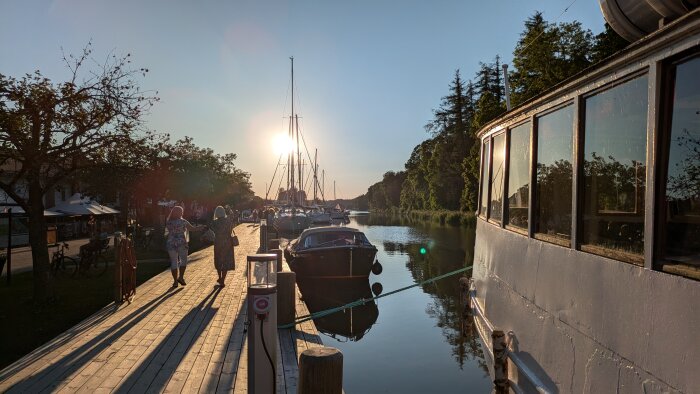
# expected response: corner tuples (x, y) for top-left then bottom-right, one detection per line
(471, 5), (700, 393)
(284, 226), (379, 279)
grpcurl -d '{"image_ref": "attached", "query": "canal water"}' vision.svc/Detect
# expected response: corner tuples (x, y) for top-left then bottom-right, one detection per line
(298, 213), (491, 393)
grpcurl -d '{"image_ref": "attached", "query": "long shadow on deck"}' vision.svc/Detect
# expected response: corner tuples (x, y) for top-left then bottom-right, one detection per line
(6, 287), (183, 393)
(114, 287), (222, 393)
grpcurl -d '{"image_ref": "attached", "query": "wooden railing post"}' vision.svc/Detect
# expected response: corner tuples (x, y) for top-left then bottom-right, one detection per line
(298, 347), (343, 394)
(492, 329), (509, 394)
(277, 271), (296, 326)
(113, 232), (123, 303)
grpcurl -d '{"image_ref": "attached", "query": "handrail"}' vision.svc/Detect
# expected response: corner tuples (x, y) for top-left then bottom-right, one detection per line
(469, 288), (552, 394)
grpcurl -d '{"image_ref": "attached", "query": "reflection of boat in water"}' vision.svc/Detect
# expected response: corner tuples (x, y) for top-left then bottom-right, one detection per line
(472, 5), (700, 393)
(285, 226), (379, 278)
(297, 278), (379, 342)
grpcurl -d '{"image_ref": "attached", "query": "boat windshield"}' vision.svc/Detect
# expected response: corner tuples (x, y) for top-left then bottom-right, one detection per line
(300, 231), (371, 249)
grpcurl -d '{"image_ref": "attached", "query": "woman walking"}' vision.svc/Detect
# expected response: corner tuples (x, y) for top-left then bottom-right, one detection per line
(165, 206), (205, 288)
(211, 206), (236, 287)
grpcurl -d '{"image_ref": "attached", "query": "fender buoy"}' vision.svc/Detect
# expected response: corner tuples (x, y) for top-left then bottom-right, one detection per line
(371, 261), (383, 275)
(371, 282), (383, 296)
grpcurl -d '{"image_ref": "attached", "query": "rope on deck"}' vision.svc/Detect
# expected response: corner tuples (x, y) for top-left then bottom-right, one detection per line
(278, 265), (473, 329)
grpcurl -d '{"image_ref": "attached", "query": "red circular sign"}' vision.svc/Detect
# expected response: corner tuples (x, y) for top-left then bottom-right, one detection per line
(255, 298), (269, 310)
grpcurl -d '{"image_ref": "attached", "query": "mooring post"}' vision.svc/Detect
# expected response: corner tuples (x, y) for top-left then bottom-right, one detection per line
(276, 271), (296, 326)
(298, 347), (343, 394)
(267, 238), (280, 251)
(273, 248), (283, 272)
(492, 329), (509, 394)
(113, 232), (123, 303)
(6, 208), (12, 285)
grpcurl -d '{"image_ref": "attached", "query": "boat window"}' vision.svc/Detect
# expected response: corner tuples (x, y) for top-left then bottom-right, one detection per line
(506, 122), (530, 229)
(535, 105), (573, 243)
(582, 75), (648, 264)
(659, 55), (700, 279)
(489, 133), (505, 223)
(479, 139), (490, 218)
(302, 231), (370, 248)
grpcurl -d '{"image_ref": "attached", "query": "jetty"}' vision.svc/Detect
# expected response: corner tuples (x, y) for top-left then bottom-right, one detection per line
(0, 224), (323, 393)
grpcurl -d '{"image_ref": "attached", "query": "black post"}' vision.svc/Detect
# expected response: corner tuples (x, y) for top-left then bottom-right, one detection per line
(7, 208), (12, 285)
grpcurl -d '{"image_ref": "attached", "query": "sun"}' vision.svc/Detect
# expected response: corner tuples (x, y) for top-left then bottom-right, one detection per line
(272, 134), (294, 156)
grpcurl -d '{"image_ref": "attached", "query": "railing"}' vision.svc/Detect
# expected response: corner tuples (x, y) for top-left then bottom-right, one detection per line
(465, 281), (552, 394)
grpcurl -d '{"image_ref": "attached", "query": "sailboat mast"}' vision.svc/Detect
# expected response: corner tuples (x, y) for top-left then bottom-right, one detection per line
(322, 170), (325, 202)
(289, 57), (295, 205)
(313, 148), (318, 202)
(295, 114), (302, 205)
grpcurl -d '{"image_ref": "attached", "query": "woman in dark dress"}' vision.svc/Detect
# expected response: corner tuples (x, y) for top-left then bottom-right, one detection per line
(211, 206), (236, 287)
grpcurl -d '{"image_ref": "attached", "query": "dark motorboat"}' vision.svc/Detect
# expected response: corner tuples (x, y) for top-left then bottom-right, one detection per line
(284, 226), (379, 279)
(297, 278), (379, 342)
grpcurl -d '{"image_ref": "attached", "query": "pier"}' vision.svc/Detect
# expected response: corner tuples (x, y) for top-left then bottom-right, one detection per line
(0, 224), (323, 393)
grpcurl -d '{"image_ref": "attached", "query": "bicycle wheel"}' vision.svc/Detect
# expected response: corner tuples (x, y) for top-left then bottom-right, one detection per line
(62, 256), (79, 277)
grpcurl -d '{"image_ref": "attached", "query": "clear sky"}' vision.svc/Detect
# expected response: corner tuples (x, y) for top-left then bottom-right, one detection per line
(0, 0), (607, 199)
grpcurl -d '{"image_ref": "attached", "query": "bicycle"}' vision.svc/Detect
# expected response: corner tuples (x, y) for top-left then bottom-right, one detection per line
(135, 227), (154, 251)
(50, 242), (78, 277)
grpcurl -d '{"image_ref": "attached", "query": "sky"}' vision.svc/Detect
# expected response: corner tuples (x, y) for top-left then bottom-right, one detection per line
(0, 0), (608, 199)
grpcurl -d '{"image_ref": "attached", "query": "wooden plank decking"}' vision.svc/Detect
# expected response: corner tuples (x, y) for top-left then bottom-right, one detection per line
(0, 224), (323, 393)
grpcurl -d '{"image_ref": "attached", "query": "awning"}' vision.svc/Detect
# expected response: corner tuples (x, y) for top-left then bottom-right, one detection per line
(47, 193), (120, 216)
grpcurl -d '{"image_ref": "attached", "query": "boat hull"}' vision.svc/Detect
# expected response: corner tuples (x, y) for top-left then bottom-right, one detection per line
(287, 246), (377, 279)
(472, 220), (699, 393)
(273, 214), (310, 235)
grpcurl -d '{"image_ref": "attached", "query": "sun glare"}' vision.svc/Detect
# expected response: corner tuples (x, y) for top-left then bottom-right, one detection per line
(272, 134), (294, 156)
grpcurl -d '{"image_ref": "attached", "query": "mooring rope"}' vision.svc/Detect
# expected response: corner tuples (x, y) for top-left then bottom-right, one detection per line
(278, 265), (473, 329)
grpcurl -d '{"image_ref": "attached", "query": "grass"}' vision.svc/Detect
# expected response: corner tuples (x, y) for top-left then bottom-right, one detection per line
(0, 258), (169, 369)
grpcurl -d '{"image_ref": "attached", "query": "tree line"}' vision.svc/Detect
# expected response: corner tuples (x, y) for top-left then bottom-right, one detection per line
(359, 13), (628, 213)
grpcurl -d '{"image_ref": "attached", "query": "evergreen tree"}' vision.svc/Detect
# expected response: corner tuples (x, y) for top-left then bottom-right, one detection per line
(591, 23), (629, 63)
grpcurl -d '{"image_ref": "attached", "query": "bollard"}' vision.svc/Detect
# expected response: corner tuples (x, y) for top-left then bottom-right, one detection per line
(273, 249), (283, 272)
(298, 347), (343, 394)
(113, 232), (123, 303)
(492, 330), (509, 394)
(277, 271), (296, 326)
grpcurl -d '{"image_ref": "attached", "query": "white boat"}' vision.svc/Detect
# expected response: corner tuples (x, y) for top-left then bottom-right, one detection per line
(307, 206), (331, 224)
(471, 5), (700, 393)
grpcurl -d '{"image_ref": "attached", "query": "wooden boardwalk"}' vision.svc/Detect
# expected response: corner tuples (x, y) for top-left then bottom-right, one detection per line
(0, 224), (324, 393)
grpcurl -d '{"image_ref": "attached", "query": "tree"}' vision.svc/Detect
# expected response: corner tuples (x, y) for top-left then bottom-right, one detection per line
(0, 45), (157, 302)
(591, 23), (629, 64)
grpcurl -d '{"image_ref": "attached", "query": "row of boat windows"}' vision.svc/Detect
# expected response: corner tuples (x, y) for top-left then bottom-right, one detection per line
(479, 52), (700, 278)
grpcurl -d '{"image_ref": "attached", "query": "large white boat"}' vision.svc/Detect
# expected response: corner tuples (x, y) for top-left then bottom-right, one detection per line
(471, 4), (700, 393)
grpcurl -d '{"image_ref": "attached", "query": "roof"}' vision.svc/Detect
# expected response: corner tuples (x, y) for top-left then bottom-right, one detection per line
(299, 226), (362, 237)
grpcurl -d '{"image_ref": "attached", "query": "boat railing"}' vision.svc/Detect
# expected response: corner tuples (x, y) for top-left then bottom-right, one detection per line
(469, 283), (552, 394)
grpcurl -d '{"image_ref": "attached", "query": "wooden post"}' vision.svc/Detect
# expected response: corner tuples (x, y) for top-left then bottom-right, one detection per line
(492, 330), (509, 394)
(298, 347), (343, 394)
(277, 271), (296, 326)
(113, 232), (123, 303)
(273, 249), (283, 272)
(6, 208), (12, 285)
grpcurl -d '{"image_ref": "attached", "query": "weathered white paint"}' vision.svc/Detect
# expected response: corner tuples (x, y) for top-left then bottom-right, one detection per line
(473, 221), (699, 393)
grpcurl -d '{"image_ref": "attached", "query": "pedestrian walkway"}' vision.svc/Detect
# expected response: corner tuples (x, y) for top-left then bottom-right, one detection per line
(0, 224), (323, 393)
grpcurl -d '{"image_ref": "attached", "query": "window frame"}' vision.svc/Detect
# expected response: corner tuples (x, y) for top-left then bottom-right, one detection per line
(533, 101), (575, 248)
(504, 119), (532, 236)
(578, 70), (650, 266)
(488, 131), (506, 226)
(478, 137), (492, 219)
(654, 49), (700, 280)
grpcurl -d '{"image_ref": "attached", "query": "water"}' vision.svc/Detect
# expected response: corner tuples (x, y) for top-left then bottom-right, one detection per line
(297, 213), (491, 393)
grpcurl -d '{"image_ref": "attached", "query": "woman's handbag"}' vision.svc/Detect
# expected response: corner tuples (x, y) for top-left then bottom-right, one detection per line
(231, 229), (240, 247)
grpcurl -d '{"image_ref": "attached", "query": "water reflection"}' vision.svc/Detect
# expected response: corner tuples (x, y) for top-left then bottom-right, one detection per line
(297, 278), (379, 342)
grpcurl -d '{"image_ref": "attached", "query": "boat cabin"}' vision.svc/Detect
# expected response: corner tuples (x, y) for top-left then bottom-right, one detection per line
(477, 10), (700, 281)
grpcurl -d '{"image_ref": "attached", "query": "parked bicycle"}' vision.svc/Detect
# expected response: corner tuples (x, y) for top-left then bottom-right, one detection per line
(134, 227), (154, 251)
(50, 242), (78, 277)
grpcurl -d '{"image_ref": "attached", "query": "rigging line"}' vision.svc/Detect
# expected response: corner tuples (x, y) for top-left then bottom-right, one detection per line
(296, 119), (321, 192)
(265, 153), (285, 201)
(519, 0), (578, 55)
(275, 164), (286, 200)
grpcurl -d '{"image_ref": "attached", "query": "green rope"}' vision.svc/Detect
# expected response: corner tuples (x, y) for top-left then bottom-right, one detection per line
(278, 265), (472, 329)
